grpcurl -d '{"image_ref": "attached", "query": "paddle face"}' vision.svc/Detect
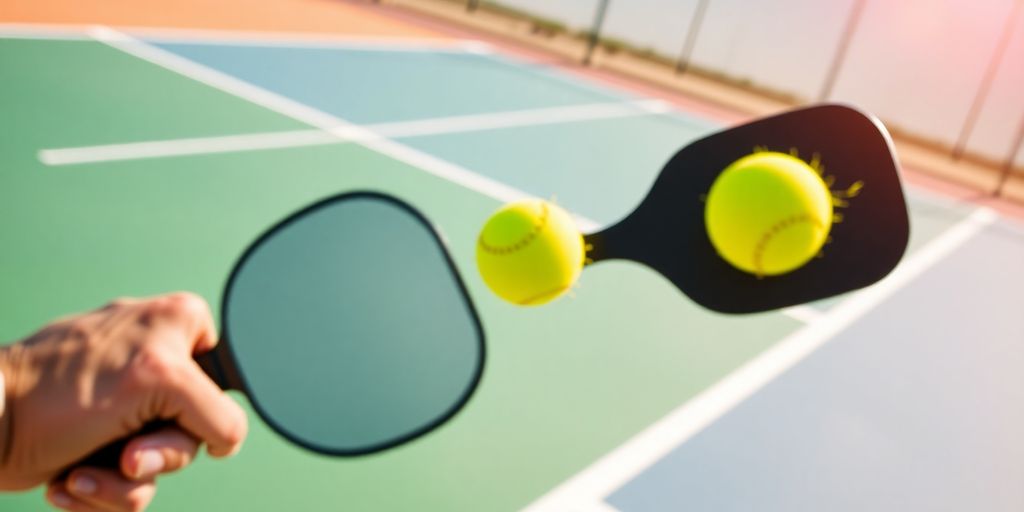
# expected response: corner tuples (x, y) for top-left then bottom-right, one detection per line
(586, 104), (910, 313)
(219, 192), (485, 455)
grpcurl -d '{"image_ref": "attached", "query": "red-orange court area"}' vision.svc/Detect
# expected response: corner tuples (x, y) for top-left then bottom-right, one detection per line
(1, 0), (447, 38)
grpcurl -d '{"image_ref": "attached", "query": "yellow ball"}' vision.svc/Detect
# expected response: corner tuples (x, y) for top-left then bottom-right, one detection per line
(705, 151), (833, 276)
(476, 199), (584, 306)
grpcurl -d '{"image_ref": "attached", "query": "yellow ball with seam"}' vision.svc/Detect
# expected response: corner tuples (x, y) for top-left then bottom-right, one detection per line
(705, 151), (834, 276)
(476, 199), (584, 306)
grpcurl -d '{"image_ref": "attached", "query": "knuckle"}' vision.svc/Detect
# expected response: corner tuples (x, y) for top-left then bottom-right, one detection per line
(127, 346), (184, 390)
(138, 299), (167, 327)
(138, 292), (208, 324)
(63, 321), (100, 351)
(65, 321), (91, 343)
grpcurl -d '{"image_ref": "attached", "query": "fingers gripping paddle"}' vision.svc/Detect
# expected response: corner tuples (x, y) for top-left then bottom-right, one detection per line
(478, 104), (910, 313)
(69, 192), (485, 474)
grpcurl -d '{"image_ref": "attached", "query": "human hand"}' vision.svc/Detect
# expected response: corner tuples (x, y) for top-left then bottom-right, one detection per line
(0, 293), (248, 511)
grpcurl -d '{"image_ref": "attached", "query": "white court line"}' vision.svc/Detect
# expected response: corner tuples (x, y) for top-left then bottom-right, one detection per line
(365, 99), (670, 138)
(87, 25), (545, 210)
(523, 207), (998, 511)
(39, 130), (336, 166)
(38, 100), (671, 166)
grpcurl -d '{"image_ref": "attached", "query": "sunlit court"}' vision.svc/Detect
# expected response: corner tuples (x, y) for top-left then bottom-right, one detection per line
(1, 0), (1022, 511)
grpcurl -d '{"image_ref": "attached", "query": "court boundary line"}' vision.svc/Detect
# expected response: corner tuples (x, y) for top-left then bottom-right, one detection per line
(522, 206), (998, 511)
(40, 130), (335, 166)
(38, 100), (672, 166)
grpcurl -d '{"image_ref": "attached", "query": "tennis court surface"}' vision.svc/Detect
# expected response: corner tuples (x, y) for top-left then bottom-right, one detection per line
(1, 14), (1023, 512)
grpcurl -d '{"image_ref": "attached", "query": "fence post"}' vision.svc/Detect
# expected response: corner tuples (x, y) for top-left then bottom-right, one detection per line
(994, 113), (1024, 197)
(819, 0), (867, 101)
(583, 0), (611, 66)
(953, 0), (1023, 160)
(675, 0), (710, 75)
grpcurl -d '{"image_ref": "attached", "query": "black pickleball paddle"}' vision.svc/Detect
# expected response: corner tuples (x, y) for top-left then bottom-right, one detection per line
(584, 104), (910, 313)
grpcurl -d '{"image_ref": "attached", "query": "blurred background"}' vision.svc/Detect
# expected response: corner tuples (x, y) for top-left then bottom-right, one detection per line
(389, 0), (1024, 202)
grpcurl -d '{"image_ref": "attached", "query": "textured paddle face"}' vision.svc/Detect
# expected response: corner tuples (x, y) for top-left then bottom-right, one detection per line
(585, 104), (910, 313)
(221, 192), (486, 455)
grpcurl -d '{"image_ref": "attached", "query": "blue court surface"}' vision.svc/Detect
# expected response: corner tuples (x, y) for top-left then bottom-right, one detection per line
(1, 25), (1022, 511)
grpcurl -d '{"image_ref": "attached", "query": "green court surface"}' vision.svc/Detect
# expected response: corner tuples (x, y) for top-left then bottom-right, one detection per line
(0, 35), (795, 512)
(1, 30), (1020, 511)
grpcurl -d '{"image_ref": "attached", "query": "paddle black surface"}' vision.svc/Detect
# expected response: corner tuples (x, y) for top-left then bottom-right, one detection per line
(585, 104), (910, 313)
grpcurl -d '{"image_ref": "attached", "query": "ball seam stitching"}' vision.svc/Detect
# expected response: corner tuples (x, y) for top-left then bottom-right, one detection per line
(751, 213), (824, 275)
(478, 202), (550, 255)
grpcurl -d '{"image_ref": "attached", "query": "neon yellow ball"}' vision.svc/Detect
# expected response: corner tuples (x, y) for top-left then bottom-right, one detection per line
(705, 152), (833, 276)
(476, 199), (584, 305)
